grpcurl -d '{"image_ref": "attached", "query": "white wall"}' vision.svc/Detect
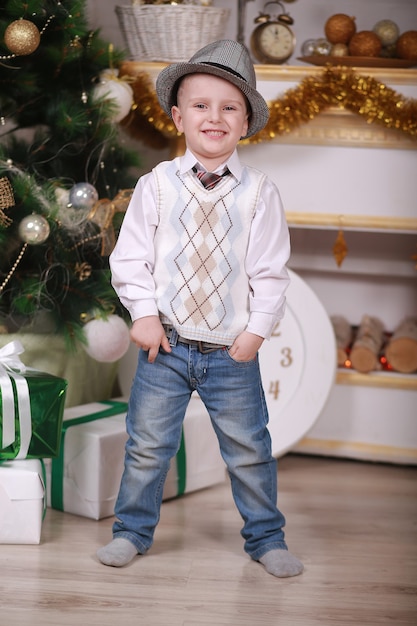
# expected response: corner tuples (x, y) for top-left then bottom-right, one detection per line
(87, 0), (417, 66)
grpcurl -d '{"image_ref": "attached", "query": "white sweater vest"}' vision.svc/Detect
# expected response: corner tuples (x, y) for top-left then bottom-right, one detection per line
(153, 158), (266, 345)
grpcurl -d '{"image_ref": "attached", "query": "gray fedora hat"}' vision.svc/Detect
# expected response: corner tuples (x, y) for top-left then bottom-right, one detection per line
(155, 40), (269, 139)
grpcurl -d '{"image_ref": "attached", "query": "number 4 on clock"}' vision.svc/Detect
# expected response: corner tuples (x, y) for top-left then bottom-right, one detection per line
(268, 380), (280, 400)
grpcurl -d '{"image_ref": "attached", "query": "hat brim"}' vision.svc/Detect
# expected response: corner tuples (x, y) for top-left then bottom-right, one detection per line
(156, 62), (269, 139)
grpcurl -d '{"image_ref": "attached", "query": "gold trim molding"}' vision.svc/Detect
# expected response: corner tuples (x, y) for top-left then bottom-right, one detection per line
(336, 370), (417, 390)
(285, 212), (417, 232)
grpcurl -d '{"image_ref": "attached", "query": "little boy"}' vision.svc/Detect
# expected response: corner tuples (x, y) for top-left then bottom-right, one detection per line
(97, 40), (303, 578)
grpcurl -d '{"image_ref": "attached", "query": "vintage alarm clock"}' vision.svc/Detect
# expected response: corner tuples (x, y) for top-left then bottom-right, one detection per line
(250, 1), (296, 64)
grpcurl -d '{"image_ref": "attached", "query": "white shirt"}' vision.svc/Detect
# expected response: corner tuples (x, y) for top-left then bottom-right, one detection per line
(110, 149), (291, 340)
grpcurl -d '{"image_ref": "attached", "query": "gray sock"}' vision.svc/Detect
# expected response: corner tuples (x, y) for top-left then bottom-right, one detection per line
(96, 538), (138, 567)
(259, 549), (304, 578)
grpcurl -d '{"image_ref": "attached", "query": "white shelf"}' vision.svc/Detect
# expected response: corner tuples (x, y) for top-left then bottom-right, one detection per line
(288, 227), (417, 278)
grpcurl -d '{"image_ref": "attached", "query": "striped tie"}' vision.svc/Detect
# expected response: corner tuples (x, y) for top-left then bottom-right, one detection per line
(193, 166), (229, 190)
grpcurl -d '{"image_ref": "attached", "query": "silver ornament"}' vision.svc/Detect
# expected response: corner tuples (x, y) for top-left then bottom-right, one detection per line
(69, 182), (98, 210)
(18, 214), (50, 244)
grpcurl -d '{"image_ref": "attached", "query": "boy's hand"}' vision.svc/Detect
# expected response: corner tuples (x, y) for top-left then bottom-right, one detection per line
(228, 331), (264, 362)
(130, 316), (171, 363)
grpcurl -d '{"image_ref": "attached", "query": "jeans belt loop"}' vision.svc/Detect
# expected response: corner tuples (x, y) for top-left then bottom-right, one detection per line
(165, 325), (179, 348)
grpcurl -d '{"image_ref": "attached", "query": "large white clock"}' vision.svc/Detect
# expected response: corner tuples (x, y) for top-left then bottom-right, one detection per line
(259, 269), (336, 457)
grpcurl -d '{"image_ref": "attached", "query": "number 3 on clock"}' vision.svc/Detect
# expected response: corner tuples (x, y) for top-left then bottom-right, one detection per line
(280, 346), (293, 367)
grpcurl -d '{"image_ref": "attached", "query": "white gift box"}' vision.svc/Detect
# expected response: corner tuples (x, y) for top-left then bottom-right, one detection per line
(0, 459), (45, 544)
(46, 396), (226, 520)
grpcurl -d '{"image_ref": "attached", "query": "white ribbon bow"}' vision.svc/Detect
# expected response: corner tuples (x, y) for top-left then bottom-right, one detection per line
(0, 340), (32, 459)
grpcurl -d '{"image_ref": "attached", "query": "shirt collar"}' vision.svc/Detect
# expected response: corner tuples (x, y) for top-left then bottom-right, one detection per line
(179, 149), (242, 181)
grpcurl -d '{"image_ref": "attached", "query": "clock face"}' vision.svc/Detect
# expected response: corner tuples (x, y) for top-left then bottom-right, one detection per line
(252, 22), (295, 63)
(261, 308), (305, 417)
(259, 269), (336, 457)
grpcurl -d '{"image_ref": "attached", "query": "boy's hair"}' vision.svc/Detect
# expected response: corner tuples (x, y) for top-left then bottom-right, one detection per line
(156, 40), (269, 139)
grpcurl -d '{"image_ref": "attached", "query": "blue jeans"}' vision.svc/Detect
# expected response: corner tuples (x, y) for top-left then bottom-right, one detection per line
(113, 334), (288, 561)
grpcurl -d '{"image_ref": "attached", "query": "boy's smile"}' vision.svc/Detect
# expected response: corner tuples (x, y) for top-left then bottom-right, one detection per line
(171, 73), (249, 171)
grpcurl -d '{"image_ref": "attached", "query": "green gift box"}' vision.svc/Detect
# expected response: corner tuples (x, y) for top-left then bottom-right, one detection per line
(0, 340), (67, 460)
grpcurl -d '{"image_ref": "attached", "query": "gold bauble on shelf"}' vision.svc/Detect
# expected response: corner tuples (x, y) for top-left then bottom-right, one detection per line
(324, 14), (356, 45)
(330, 43), (349, 57)
(372, 19), (400, 47)
(348, 31), (382, 57)
(4, 19), (41, 56)
(396, 30), (417, 60)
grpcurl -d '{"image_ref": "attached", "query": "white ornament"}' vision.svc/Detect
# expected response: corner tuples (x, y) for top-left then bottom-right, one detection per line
(82, 315), (131, 362)
(18, 214), (50, 244)
(93, 70), (133, 123)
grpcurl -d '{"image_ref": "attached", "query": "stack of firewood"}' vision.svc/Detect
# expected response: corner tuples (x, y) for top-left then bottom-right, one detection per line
(331, 315), (417, 374)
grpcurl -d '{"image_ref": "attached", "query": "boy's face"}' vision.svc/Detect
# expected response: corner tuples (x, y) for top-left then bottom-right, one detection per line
(171, 73), (249, 170)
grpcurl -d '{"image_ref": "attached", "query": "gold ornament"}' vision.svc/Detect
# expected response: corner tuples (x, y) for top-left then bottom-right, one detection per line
(74, 261), (92, 281)
(0, 176), (14, 209)
(88, 189), (133, 255)
(324, 14), (356, 45)
(330, 43), (349, 57)
(348, 31), (382, 57)
(396, 30), (417, 60)
(332, 228), (348, 267)
(0, 176), (15, 227)
(372, 19), (399, 47)
(4, 19), (41, 56)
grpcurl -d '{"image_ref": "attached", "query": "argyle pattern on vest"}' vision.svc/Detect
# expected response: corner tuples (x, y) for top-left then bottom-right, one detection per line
(152, 159), (266, 344)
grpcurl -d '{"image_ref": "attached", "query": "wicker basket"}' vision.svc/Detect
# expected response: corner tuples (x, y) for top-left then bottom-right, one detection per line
(115, 4), (230, 62)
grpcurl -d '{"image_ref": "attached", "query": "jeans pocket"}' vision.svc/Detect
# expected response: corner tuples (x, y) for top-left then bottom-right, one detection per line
(224, 348), (257, 367)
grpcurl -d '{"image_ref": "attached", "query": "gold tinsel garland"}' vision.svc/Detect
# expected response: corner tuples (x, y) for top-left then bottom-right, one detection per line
(120, 67), (417, 146)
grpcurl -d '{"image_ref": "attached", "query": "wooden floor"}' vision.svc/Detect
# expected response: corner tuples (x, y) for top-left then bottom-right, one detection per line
(2, 454), (417, 626)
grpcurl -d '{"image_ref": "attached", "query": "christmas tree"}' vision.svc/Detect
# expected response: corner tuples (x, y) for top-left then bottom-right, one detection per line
(0, 0), (139, 353)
